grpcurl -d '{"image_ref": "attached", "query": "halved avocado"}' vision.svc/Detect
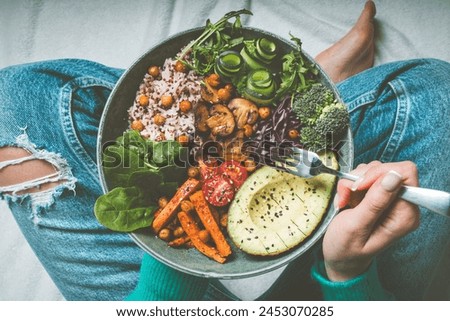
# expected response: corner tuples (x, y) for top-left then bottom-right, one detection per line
(227, 151), (338, 256)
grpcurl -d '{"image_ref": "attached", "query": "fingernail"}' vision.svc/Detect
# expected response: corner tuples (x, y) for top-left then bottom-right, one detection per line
(351, 176), (364, 191)
(333, 194), (340, 210)
(381, 170), (403, 192)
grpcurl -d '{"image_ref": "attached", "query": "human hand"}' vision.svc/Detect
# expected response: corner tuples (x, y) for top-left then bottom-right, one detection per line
(322, 161), (420, 282)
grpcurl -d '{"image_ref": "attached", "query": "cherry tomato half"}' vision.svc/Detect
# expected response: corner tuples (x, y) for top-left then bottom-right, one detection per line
(219, 160), (248, 189)
(198, 158), (220, 181)
(202, 176), (235, 207)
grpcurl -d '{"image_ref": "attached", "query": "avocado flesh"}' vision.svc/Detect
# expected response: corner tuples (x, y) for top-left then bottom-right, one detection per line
(227, 151), (338, 256)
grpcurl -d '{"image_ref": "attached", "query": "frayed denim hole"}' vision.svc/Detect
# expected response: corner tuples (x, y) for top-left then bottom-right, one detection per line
(0, 131), (77, 222)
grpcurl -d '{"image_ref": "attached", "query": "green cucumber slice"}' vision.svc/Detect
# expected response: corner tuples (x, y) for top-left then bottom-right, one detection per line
(242, 88), (274, 105)
(215, 50), (243, 79)
(240, 46), (267, 70)
(247, 69), (276, 95)
(255, 38), (277, 63)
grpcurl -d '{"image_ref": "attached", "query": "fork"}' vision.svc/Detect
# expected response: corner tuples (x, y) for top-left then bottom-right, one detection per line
(272, 147), (450, 217)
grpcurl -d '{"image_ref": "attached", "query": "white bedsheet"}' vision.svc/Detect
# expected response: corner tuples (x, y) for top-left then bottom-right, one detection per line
(0, 0), (449, 301)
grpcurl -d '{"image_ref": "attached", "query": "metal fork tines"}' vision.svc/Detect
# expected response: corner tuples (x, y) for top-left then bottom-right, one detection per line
(271, 147), (327, 179)
(271, 147), (450, 218)
(264, 149), (301, 173)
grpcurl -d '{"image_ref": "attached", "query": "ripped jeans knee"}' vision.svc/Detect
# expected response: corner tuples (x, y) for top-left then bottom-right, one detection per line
(0, 132), (77, 219)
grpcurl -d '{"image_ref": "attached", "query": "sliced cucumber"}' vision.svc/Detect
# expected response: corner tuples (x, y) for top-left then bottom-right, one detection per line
(247, 69), (275, 94)
(240, 45), (267, 70)
(215, 50), (243, 79)
(243, 69), (277, 105)
(242, 88), (274, 105)
(240, 38), (278, 70)
(255, 38), (277, 63)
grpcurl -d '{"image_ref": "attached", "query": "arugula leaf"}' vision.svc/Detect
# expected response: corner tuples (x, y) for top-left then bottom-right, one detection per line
(180, 9), (252, 57)
(180, 9), (252, 75)
(274, 34), (318, 102)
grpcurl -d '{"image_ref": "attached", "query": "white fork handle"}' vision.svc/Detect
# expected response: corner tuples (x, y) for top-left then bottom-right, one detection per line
(398, 186), (450, 217)
(338, 172), (450, 217)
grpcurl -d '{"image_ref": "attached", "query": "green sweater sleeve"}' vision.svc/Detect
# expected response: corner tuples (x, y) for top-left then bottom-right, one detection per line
(126, 254), (209, 301)
(311, 260), (394, 301)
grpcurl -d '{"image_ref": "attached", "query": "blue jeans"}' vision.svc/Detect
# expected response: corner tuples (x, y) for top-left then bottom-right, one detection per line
(0, 58), (449, 300)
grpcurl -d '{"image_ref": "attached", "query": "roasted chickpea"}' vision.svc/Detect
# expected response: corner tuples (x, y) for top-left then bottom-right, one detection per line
(131, 120), (145, 132)
(258, 106), (271, 120)
(139, 95), (149, 106)
(180, 200), (195, 213)
(177, 134), (189, 146)
(148, 65), (160, 77)
(158, 196), (169, 208)
(243, 124), (254, 137)
(206, 73), (221, 87)
(179, 100), (192, 113)
(160, 95), (174, 108)
(198, 230), (211, 243)
(174, 60), (187, 73)
(288, 129), (300, 139)
(217, 88), (231, 102)
(153, 114), (166, 126)
(173, 226), (185, 238)
(187, 166), (199, 178)
(158, 228), (172, 242)
(224, 83), (234, 92)
(244, 159), (256, 172)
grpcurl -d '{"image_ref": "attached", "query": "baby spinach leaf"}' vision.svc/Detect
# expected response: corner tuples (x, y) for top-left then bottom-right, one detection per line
(129, 170), (163, 198)
(151, 141), (183, 167)
(156, 181), (179, 197)
(115, 129), (152, 160)
(94, 187), (157, 232)
(158, 165), (187, 185)
(103, 145), (147, 188)
(97, 130), (189, 232)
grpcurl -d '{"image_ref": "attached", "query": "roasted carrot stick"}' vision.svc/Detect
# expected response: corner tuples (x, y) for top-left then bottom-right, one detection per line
(189, 190), (232, 258)
(177, 210), (226, 264)
(152, 178), (200, 233)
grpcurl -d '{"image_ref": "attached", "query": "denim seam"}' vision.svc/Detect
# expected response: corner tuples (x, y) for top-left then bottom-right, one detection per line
(345, 90), (378, 114)
(59, 77), (115, 179)
(379, 79), (410, 162)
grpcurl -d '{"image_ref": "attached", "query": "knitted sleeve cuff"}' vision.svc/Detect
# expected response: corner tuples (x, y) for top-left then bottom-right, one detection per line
(125, 253), (209, 301)
(311, 260), (394, 301)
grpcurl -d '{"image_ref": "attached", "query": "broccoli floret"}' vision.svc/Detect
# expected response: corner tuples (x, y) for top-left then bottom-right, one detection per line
(300, 102), (349, 151)
(314, 102), (349, 138)
(292, 84), (349, 151)
(299, 126), (326, 151)
(292, 83), (334, 126)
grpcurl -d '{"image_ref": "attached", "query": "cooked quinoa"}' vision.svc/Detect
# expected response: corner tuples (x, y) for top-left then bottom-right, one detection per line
(128, 58), (202, 141)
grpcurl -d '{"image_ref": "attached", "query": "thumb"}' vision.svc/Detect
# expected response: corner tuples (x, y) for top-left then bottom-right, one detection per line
(352, 170), (403, 228)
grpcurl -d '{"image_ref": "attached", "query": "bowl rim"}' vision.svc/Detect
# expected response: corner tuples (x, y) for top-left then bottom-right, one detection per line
(96, 26), (354, 279)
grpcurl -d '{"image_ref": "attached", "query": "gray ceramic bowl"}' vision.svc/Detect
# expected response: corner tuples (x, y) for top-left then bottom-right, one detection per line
(97, 27), (353, 279)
